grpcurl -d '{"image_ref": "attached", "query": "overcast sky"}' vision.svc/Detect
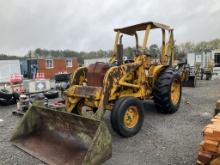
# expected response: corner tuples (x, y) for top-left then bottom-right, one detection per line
(0, 0), (219, 56)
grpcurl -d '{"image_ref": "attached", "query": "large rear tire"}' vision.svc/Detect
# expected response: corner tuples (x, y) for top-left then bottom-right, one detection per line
(153, 68), (182, 114)
(111, 97), (144, 137)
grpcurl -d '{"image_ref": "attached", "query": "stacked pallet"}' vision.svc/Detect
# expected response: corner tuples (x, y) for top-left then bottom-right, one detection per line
(196, 100), (220, 165)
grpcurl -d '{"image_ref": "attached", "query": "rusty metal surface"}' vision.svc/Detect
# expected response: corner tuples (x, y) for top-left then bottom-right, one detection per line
(114, 21), (171, 35)
(11, 106), (112, 165)
(71, 67), (87, 85)
(74, 86), (102, 99)
(15, 130), (88, 165)
(87, 62), (110, 87)
(103, 63), (139, 98)
(94, 63), (140, 119)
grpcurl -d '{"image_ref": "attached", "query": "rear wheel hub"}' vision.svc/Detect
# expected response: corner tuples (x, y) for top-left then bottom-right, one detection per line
(123, 106), (139, 128)
(171, 79), (181, 105)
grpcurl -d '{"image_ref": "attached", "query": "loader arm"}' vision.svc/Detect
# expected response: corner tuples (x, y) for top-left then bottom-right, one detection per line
(95, 62), (143, 119)
(70, 66), (87, 85)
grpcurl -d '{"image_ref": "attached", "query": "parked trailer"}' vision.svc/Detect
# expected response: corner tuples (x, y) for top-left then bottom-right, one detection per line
(187, 52), (213, 68)
(187, 52), (214, 80)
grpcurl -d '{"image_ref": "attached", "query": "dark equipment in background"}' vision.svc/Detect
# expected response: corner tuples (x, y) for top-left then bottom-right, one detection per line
(20, 59), (38, 79)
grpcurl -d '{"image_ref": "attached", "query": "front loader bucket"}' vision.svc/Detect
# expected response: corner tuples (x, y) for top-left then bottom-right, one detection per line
(10, 106), (112, 165)
(182, 75), (196, 87)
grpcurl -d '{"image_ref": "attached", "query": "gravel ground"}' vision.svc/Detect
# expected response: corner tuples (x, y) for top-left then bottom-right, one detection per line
(0, 79), (220, 165)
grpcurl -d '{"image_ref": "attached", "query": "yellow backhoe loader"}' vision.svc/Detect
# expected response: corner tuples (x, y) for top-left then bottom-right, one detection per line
(11, 22), (182, 165)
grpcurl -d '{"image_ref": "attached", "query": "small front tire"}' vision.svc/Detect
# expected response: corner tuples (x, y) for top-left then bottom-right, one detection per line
(111, 97), (144, 137)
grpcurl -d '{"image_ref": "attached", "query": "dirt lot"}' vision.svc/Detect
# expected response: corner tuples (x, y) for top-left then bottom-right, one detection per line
(0, 79), (219, 165)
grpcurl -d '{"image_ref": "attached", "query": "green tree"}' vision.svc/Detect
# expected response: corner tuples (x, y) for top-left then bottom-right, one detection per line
(124, 47), (133, 59)
(194, 41), (210, 53)
(149, 44), (160, 58)
(178, 42), (195, 54)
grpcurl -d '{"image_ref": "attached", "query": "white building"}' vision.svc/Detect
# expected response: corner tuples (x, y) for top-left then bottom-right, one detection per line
(84, 58), (110, 66)
(0, 60), (21, 83)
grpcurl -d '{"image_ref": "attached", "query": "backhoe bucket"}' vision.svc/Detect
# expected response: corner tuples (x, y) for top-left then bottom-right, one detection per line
(10, 106), (112, 165)
(182, 75), (196, 87)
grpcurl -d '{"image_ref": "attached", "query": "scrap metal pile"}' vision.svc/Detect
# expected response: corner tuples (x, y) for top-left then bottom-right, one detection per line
(197, 100), (220, 165)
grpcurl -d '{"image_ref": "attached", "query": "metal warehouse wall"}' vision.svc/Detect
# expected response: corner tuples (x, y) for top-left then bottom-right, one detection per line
(37, 58), (78, 78)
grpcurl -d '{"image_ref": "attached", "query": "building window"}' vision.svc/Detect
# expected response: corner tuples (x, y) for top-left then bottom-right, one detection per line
(45, 59), (53, 69)
(66, 58), (72, 67)
(214, 53), (220, 67)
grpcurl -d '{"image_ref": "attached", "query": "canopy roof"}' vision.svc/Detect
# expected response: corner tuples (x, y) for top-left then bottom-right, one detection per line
(114, 21), (171, 35)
